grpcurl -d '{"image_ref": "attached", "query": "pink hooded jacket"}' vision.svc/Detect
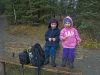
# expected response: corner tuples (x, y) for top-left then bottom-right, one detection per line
(60, 16), (81, 48)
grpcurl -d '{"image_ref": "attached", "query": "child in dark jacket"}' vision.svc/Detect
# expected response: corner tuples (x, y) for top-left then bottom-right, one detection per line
(44, 18), (60, 67)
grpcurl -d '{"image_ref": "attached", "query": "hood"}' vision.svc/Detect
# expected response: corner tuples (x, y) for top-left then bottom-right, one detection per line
(63, 16), (73, 26)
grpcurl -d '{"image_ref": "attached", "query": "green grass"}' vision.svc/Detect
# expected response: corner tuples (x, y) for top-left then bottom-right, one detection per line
(78, 30), (100, 49)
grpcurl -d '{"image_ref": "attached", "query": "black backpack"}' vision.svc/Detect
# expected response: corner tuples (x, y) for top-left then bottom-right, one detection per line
(30, 43), (45, 67)
(19, 50), (30, 65)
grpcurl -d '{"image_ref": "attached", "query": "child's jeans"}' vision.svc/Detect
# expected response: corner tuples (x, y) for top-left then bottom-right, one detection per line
(44, 46), (56, 64)
(62, 48), (75, 66)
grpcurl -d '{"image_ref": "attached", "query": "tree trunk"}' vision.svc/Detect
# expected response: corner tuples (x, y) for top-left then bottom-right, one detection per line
(13, 4), (17, 24)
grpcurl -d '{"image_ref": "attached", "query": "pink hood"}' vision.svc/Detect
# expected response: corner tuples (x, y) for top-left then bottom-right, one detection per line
(63, 16), (73, 26)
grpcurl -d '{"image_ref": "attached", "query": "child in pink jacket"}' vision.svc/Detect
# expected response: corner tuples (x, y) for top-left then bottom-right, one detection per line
(60, 16), (81, 68)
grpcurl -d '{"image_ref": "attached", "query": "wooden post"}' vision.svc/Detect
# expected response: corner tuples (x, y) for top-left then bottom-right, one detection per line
(0, 62), (6, 75)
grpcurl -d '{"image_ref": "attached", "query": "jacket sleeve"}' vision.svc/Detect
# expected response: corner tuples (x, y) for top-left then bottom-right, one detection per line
(74, 29), (81, 43)
(60, 29), (65, 41)
(45, 31), (49, 41)
(55, 29), (60, 42)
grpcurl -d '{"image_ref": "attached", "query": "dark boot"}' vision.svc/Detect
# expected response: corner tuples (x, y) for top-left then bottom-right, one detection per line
(61, 58), (66, 67)
(69, 63), (74, 69)
(67, 59), (70, 67)
(69, 59), (74, 69)
(44, 57), (49, 65)
(51, 56), (56, 67)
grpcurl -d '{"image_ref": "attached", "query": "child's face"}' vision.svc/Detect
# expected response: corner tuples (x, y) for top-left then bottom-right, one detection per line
(64, 22), (71, 27)
(51, 23), (57, 29)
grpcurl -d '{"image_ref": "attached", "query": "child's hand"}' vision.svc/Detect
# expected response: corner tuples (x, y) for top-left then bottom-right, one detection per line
(63, 36), (67, 40)
(77, 41), (80, 45)
(52, 38), (56, 41)
(65, 32), (70, 37)
(62, 36), (67, 41)
(49, 38), (52, 42)
(77, 42), (79, 45)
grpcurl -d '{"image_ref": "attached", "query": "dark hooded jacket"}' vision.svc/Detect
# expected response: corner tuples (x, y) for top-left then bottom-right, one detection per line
(45, 19), (60, 47)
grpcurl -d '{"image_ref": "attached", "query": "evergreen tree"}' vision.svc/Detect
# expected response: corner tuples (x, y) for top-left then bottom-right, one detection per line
(1, 0), (100, 24)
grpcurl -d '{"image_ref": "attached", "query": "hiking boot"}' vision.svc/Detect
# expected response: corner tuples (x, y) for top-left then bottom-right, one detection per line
(44, 61), (49, 65)
(61, 59), (66, 67)
(51, 63), (56, 67)
(51, 56), (56, 67)
(69, 63), (74, 69)
(44, 58), (49, 65)
(61, 63), (66, 67)
(66, 60), (70, 67)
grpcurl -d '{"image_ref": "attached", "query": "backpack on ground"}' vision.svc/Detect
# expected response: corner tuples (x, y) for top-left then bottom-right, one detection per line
(30, 43), (45, 67)
(19, 50), (30, 65)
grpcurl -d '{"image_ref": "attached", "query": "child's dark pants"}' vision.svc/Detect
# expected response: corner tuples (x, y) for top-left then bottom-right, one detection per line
(62, 48), (75, 66)
(44, 46), (56, 66)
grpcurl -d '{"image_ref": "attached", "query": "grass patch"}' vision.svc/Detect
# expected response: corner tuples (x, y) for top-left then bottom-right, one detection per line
(79, 31), (100, 49)
(6, 24), (100, 49)
(6, 24), (47, 41)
